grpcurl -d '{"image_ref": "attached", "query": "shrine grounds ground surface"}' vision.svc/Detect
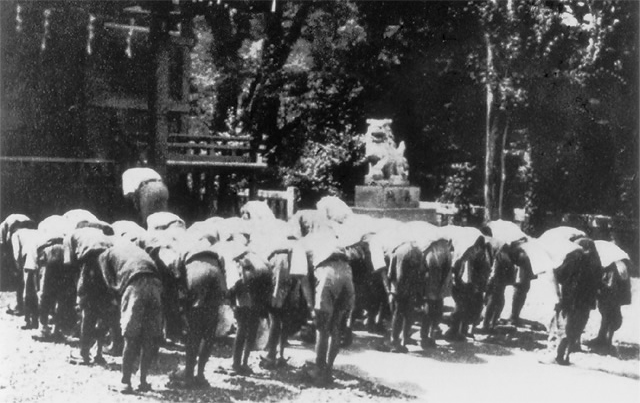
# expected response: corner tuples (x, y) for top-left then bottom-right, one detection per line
(1, 277), (639, 403)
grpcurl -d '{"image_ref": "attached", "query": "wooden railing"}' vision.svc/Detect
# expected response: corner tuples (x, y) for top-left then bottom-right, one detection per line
(167, 133), (264, 166)
(419, 201), (486, 227)
(237, 186), (298, 221)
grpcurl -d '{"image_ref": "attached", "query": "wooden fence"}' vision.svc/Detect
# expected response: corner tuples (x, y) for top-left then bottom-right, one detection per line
(237, 186), (298, 221)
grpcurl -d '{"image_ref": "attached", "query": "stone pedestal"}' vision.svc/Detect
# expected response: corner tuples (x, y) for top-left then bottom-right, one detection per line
(353, 185), (437, 223)
(352, 206), (437, 223)
(355, 185), (420, 209)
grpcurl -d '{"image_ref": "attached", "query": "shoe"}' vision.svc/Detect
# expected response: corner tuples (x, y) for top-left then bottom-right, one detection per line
(585, 338), (606, 348)
(569, 343), (583, 353)
(68, 352), (92, 366)
(119, 384), (134, 394)
(169, 368), (187, 381)
(167, 369), (199, 389)
(390, 345), (409, 353)
(259, 356), (278, 370)
(420, 338), (437, 349)
(194, 375), (210, 388)
(276, 357), (290, 367)
(538, 354), (569, 366)
(475, 326), (488, 335)
(93, 355), (107, 366)
(375, 344), (391, 352)
(137, 382), (152, 392)
(443, 330), (466, 342)
(230, 364), (253, 376)
(6, 307), (24, 316)
(103, 345), (123, 357)
(507, 318), (521, 327)
(33, 331), (65, 343)
(304, 367), (332, 387)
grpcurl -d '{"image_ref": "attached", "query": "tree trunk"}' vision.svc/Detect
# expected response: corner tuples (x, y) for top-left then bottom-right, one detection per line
(205, 7), (249, 132)
(483, 32), (495, 223)
(497, 117), (509, 218)
(241, 2), (311, 165)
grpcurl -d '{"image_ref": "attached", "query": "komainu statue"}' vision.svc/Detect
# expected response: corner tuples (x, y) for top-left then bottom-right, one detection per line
(362, 119), (409, 185)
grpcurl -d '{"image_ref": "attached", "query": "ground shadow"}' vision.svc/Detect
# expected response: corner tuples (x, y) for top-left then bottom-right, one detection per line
(475, 323), (549, 352)
(149, 375), (299, 403)
(147, 356), (413, 402)
(613, 342), (640, 361)
(339, 324), (516, 364)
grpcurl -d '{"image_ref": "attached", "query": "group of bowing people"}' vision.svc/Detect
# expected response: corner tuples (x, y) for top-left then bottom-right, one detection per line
(0, 196), (633, 392)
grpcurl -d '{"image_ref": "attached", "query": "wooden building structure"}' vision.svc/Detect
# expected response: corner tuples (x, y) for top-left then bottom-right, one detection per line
(0, 1), (269, 222)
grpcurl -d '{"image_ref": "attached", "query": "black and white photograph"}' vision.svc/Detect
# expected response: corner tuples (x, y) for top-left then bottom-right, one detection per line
(0, 1), (638, 402)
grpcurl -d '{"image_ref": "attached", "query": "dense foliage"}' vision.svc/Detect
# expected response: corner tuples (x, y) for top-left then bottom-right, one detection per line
(1, 0), (637, 231)
(187, 0), (637, 230)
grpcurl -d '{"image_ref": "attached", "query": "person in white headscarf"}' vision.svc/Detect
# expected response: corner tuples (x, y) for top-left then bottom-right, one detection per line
(0, 214), (37, 316)
(122, 167), (169, 225)
(587, 240), (633, 354)
(13, 227), (43, 330)
(300, 229), (355, 387)
(545, 237), (601, 365)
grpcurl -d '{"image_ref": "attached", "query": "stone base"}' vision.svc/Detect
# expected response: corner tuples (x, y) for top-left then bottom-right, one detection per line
(352, 207), (437, 224)
(355, 185), (420, 209)
(363, 175), (409, 186)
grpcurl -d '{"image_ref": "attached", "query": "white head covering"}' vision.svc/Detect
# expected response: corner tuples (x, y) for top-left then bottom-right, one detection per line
(438, 225), (485, 265)
(594, 240), (630, 268)
(402, 220), (442, 252)
(38, 215), (74, 239)
(486, 220), (529, 245)
(240, 201), (276, 222)
(122, 167), (162, 197)
(316, 196), (352, 224)
(301, 229), (343, 268)
(249, 219), (292, 261)
(525, 236), (582, 275)
(540, 226), (586, 242)
(63, 209), (98, 227)
(111, 220), (147, 245)
(211, 240), (249, 289)
(146, 212), (186, 232)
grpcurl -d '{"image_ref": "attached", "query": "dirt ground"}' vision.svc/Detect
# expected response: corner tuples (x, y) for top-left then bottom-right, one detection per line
(0, 278), (639, 403)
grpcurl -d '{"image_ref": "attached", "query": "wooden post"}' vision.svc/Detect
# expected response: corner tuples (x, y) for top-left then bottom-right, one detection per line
(147, 2), (172, 177)
(179, 10), (194, 136)
(248, 172), (258, 200)
(286, 186), (298, 219)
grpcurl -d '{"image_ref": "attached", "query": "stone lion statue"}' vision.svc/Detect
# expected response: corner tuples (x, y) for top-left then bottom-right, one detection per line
(362, 119), (409, 185)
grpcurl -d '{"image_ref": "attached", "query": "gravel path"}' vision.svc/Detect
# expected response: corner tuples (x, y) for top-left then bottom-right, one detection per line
(1, 278), (638, 402)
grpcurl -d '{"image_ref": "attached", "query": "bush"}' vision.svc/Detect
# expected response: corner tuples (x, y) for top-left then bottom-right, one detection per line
(437, 162), (479, 214)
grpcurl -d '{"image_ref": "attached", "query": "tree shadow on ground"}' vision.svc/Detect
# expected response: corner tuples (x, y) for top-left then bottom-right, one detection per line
(612, 342), (640, 361)
(582, 341), (640, 362)
(147, 375), (300, 403)
(146, 354), (412, 402)
(341, 316), (558, 364)
(124, 331), (413, 402)
(475, 322), (549, 352)
(339, 329), (494, 364)
(411, 341), (506, 363)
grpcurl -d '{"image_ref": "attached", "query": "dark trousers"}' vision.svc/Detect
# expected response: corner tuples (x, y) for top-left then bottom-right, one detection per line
(596, 299), (622, 346)
(233, 307), (260, 368)
(39, 268), (76, 333)
(80, 302), (120, 361)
